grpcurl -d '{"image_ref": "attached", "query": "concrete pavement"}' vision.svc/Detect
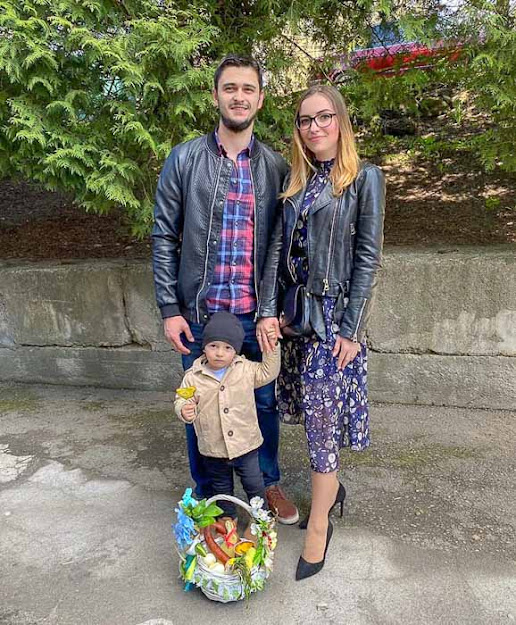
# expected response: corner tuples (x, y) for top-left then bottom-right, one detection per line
(0, 382), (515, 625)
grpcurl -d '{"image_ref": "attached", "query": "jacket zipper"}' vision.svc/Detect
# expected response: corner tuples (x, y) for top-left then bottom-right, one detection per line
(323, 200), (339, 294)
(352, 298), (368, 342)
(195, 157), (223, 322)
(249, 165), (259, 319)
(285, 197), (298, 283)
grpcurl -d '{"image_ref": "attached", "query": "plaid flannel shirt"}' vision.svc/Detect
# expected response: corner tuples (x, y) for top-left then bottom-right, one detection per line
(205, 132), (256, 314)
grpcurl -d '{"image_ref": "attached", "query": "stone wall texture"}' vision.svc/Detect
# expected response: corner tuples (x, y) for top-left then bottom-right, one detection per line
(1, 247), (515, 409)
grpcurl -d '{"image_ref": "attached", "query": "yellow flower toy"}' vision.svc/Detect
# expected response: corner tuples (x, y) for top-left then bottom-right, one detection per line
(176, 386), (196, 400)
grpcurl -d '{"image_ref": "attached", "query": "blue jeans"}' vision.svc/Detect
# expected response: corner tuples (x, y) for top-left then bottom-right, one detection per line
(202, 449), (266, 518)
(181, 312), (280, 497)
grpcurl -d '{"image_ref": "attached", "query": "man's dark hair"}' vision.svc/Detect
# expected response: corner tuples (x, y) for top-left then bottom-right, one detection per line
(214, 54), (263, 91)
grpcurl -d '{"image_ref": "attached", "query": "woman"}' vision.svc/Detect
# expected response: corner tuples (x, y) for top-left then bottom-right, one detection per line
(276, 84), (384, 580)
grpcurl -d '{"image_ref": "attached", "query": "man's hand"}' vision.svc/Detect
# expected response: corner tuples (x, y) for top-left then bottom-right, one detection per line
(256, 317), (282, 354)
(181, 400), (197, 423)
(332, 336), (360, 370)
(164, 316), (194, 355)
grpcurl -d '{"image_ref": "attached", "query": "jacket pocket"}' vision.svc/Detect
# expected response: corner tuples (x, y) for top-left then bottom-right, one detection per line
(194, 410), (209, 436)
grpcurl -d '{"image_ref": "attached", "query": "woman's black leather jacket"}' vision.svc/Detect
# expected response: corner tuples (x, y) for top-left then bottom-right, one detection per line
(276, 163), (385, 342)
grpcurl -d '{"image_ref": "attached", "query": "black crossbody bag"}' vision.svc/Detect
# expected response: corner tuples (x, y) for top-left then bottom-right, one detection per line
(281, 284), (312, 337)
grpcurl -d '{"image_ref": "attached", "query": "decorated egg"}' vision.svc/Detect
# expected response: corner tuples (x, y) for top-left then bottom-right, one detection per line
(202, 553), (217, 567)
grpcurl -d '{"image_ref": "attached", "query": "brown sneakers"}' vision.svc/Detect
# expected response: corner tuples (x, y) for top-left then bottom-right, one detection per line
(265, 485), (299, 525)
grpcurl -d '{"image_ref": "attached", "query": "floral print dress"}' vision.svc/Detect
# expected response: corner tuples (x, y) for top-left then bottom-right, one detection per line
(277, 160), (370, 474)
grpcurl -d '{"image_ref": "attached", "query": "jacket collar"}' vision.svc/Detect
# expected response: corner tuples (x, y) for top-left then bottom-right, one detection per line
(309, 182), (334, 215)
(207, 130), (262, 160)
(285, 179), (334, 216)
(214, 128), (254, 158)
(285, 161), (367, 216)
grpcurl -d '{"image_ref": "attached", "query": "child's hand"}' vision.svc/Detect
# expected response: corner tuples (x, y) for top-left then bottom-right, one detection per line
(256, 318), (281, 353)
(266, 328), (278, 347)
(181, 399), (197, 423)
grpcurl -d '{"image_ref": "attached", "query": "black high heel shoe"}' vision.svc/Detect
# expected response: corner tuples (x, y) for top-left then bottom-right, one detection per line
(298, 482), (346, 530)
(295, 521), (334, 581)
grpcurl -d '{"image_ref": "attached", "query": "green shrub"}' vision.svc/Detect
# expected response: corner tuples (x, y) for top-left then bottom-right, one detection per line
(0, 0), (217, 236)
(2, 1), (515, 235)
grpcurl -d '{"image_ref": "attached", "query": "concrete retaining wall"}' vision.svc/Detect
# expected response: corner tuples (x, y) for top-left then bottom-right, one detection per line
(1, 247), (515, 409)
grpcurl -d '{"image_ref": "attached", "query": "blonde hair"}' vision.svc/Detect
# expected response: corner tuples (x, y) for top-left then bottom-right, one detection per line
(281, 85), (360, 199)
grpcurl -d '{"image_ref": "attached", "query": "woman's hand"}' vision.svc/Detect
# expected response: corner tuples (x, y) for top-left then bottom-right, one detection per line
(332, 336), (360, 370)
(256, 317), (282, 354)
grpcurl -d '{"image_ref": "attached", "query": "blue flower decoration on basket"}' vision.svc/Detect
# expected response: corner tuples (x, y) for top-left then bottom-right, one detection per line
(173, 505), (196, 551)
(182, 487), (196, 507)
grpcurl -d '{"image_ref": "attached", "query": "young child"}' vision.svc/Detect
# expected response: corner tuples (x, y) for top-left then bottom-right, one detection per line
(174, 311), (280, 520)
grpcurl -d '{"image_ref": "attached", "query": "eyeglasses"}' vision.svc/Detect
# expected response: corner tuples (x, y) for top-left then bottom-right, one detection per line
(296, 112), (337, 131)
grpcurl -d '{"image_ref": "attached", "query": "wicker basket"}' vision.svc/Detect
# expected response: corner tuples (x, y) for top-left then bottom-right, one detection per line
(174, 493), (276, 603)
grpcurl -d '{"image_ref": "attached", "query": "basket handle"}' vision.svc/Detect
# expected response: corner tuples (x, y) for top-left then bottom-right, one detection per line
(205, 494), (255, 518)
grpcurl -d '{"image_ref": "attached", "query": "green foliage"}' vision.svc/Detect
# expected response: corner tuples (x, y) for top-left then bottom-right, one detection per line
(0, 0), (380, 235)
(485, 196), (501, 210)
(458, 4), (516, 173)
(342, 2), (516, 177)
(185, 498), (224, 528)
(0, 0), (217, 235)
(231, 556), (253, 601)
(1, 0), (516, 235)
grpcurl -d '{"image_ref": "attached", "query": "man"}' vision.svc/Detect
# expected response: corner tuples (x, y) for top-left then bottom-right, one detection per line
(152, 54), (298, 524)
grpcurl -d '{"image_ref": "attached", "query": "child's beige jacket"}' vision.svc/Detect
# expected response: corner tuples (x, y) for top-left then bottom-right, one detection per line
(174, 344), (280, 460)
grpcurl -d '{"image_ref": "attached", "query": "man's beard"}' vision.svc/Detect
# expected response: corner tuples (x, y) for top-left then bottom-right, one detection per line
(220, 110), (257, 132)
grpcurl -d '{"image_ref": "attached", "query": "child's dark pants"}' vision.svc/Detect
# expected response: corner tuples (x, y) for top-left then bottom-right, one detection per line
(202, 449), (267, 518)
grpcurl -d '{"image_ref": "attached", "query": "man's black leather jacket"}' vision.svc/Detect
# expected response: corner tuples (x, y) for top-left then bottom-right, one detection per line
(152, 131), (288, 324)
(273, 163), (385, 343)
